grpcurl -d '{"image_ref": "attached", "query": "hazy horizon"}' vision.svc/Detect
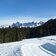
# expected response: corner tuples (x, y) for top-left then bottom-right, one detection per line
(0, 16), (55, 26)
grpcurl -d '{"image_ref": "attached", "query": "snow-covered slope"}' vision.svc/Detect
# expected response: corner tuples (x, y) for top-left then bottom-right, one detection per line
(0, 35), (56, 56)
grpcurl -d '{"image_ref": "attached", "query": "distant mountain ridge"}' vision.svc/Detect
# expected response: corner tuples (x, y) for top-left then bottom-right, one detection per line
(11, 21), (44, 28)
(0, 21), (44, 28)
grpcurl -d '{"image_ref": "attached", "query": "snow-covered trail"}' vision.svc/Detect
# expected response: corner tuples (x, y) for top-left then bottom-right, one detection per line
(21, 36), (56, 56)
(0, 35), (56, 56)
(21, 43), (52, 56)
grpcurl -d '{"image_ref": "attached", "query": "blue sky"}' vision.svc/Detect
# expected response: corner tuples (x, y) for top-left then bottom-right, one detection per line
(0, 0), (56, 25)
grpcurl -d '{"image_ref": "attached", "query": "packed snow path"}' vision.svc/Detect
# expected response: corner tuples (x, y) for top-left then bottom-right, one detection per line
(21, 43), (52, 56)
(0, 35), (56, 56)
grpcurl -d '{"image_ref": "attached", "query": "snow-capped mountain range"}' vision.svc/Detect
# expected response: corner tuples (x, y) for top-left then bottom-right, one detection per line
(11, 21), (44, 28)
(0, 21), (44, 28)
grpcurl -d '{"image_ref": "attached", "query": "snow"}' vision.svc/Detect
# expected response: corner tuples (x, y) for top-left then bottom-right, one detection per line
(21, 43), (52, 56)
(0, 35), (56, 56)
(40, 43), (56, 56)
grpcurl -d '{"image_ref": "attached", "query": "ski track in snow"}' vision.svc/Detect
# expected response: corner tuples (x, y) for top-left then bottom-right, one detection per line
(0, 35), (56, 56)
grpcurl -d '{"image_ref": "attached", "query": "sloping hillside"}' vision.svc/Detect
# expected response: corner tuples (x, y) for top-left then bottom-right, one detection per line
(0, 35), (56, 56)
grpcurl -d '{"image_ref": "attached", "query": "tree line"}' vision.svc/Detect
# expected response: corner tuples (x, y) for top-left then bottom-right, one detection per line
(0, 19), (56, 43)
